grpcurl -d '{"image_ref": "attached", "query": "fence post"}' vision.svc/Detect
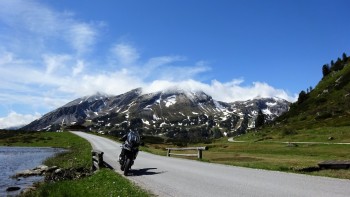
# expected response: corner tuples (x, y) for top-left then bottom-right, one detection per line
(198, 149), (202, 159)
(98, 151), (104, 168)
(167, 149), (171, 157)
(91, 150), (104, 171)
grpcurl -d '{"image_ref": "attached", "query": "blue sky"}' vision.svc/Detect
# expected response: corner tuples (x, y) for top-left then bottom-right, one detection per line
(0, 0), (349, 128)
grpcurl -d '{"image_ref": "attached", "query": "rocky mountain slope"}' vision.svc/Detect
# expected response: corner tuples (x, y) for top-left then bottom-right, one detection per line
(22, 88), (290, 139)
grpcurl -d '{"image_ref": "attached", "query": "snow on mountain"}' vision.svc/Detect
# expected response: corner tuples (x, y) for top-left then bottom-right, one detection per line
(22, 88), (290, 138)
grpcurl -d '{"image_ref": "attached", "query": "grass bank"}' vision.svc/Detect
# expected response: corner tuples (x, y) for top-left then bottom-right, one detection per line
(23, 169), (149, 197)
(0, 130), (151, 196)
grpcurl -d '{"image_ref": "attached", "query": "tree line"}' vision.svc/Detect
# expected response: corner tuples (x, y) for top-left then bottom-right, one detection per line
(297, 52), (349, 104)
(322, 52), (348, 78)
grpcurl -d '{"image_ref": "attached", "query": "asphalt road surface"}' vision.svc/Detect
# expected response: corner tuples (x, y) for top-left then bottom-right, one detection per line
(72, 131), (350, 197)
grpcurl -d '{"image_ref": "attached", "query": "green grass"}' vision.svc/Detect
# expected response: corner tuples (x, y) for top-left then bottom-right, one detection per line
(236, 126), (350, 143)
(0, 130), (152, 196)
(23, 169), (150, 197)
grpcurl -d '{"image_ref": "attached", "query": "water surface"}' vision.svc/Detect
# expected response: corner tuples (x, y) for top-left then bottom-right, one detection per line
(0, 146), (64, 196)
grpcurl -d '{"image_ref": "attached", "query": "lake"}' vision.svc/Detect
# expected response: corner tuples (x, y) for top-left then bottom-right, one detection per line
(0, 146), (64, 196)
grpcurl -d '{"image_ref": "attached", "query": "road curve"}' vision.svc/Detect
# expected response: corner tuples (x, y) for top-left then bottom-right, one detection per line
(72, 131), (350, 197)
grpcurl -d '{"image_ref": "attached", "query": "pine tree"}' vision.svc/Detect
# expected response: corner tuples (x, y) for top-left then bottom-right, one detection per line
(343, 52), (348, 62)
(309, 86), (313, 92)
(298, 90), (308, 104)
(335, 57), (344, 71)
(322, 64), (331, 77)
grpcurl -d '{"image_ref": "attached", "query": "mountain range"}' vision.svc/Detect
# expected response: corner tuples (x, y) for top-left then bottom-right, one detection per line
(22, 88), (290, 140)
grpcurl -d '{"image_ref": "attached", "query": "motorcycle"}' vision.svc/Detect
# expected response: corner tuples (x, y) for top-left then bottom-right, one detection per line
(119, 130), (142, 176)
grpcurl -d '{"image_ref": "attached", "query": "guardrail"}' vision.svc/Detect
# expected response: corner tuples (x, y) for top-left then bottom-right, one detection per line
(166, 146), (208, 159)
(91, 150), (104, 171)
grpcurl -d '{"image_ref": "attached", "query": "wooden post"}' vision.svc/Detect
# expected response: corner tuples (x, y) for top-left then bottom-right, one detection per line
(198, 149), (202, 159)
(98, 151), (104, 168)
(91, 150), (104, 171)
(91, 151), (96, 171)
(167, 149), (171, 157)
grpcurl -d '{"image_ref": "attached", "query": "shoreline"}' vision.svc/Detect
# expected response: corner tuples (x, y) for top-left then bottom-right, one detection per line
(0, 146), (66, 196)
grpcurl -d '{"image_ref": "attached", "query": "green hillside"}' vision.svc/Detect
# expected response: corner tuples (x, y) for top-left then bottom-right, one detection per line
(280, 54), (350, 128)
(239, 53), (350, 142)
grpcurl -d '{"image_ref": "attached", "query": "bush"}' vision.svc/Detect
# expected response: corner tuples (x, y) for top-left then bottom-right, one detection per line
(281, 128), (297, 136)
(315, 112), (332, 120)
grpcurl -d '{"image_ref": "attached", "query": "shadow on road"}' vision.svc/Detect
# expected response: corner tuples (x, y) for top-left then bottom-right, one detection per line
(102, 161), (165, 176)
(103, 161), (114, 170)
(131, 168), (166, 176)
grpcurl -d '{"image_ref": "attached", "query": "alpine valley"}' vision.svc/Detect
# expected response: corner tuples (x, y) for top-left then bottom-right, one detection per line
(22, 88), (290, 140)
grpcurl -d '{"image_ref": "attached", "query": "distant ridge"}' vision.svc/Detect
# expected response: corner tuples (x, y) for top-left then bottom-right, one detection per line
(22, 88), (290, 140)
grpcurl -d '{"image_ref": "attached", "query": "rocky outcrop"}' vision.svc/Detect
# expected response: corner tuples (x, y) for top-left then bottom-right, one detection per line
(44, 167), (92, 182)
(11, 165), (92, 195)
(14, 165), (59, 178)
(6, 186), (21, 192)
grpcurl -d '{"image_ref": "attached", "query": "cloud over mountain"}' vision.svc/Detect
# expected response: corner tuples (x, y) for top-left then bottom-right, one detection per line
(0, 0), (297, 129)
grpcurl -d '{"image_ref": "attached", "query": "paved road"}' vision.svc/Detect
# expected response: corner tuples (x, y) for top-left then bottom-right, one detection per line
(73, 131), (350, 197)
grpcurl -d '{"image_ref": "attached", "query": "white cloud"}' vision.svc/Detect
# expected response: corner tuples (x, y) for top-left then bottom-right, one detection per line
(157, 65), (211, 81)
(111, 43), (140, 66)
(0, 0), (59, 35)
(143, 79), (296, 102)
(73, 60), (85, 76)
(0, 0), (99, 55)
(0, 51), (14, 65)
(0, 111), (41, 129)
(57, 71), (144, 96)
(68, 23), (97, 54)
(0, 42), (296, 117)
(0, 0), (297, 121)
(43, 54), (71, 74)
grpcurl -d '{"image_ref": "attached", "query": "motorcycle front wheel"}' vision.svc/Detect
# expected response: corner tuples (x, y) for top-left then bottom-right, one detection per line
(124, 158), (132, 176)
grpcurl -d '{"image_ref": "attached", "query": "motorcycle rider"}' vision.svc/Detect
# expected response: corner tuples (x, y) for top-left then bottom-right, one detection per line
(118, 118), (143, 163)
(118, 129), (141, 162)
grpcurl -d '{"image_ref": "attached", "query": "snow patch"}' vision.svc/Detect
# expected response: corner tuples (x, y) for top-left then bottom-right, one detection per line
(153, 114), (160, 120)
(160, 122), (167, 127)
(262, 108), (272, 115)
(266, 102), (277, 106)
(142, 119), (150, 125)
(214, 101), (226, 111)
(165, 95), (177, 107)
